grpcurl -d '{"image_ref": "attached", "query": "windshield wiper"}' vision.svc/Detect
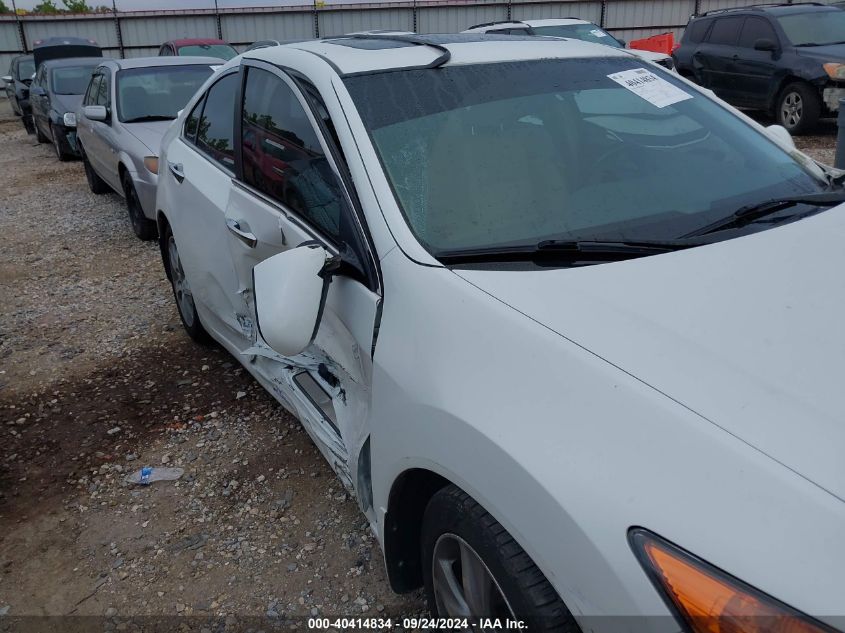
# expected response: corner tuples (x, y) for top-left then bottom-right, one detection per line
(682, 191), (845, 238)
(123, 115), (175, 123)
(796, 40), (845, 47)
(436, 239), (697, 265)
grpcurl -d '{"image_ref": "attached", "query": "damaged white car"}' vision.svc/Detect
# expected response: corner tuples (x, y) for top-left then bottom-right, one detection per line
(156, 34), (845, 632)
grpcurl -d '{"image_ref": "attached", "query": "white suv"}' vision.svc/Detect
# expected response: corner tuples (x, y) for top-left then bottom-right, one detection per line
(156, 33), (845, 632)
(463, 18), (676, 70)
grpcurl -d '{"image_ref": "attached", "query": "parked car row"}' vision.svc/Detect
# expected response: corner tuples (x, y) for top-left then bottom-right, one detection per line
(673, 2), (845, 133)
(4, 16), (845, 633)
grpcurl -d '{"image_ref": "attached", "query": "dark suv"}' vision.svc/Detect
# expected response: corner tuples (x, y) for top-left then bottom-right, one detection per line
(673, 3), (845, 134)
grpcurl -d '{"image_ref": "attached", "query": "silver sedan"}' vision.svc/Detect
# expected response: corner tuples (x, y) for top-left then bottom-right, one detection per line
(76, 56), (221, 240)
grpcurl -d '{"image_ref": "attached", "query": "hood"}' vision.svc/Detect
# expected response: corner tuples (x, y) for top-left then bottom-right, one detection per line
(51, 92), (82, 115)
(628, 48), (670, 62)
(454, 208), (845, 502)
(795, 43), (845, 64)
(123, 120), (173, 155)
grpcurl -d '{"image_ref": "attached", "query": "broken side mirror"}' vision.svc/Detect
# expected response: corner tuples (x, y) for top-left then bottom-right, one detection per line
(253, 243), (336, 357)
(766, 124), (795, 151)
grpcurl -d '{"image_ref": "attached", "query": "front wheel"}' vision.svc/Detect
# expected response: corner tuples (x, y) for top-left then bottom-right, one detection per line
(122, 172), (157, 241)
(421, 485), (580, 632)
(81, 146), (111, 195)
(34, 116), (48, 143)
(775, 82), (820, 135)
(163, 225), (210, 344)
(22, 114), (34, 134)
(51, 125), (72, 162)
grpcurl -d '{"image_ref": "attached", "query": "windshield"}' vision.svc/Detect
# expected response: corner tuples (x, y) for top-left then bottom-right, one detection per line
(51, 65), (97, 95)
(117, 65), (214, 123)
(346, 58), (827, 255)
(777, 11), (845, 46)
(17, 59), (35, 80)
(177, 44), (237, 60)
(531, 24), (624, 47)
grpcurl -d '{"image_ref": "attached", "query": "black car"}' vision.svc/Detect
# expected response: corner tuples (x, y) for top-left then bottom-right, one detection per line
(673, 2), (845, 134)
(3, 55), (36, 134)
(32, 36), (101, 68)
(29, 57), (102, 161)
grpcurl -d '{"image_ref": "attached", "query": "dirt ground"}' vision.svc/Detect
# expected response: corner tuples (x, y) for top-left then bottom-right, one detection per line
(0, 98), (424, 631)
(0, 96), (838, 632)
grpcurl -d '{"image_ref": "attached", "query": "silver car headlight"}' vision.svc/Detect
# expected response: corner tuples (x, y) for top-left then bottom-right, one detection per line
(63, 112), (76, 127)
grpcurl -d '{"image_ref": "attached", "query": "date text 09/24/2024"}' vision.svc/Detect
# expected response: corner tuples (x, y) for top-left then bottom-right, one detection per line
(308, 618), (528, 629)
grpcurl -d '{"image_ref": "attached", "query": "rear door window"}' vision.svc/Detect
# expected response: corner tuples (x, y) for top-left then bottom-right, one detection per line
(707, 16), (743, 45)
(685, 18), (712, 43)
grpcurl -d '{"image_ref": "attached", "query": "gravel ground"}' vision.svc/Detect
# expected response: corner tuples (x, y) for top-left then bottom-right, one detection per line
(0, 96), (837, 631)
(0, 98), (423, 631)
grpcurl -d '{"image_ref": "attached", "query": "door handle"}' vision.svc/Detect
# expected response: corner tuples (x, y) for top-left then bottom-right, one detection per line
(167, 161), (185, 183)
(226, 218), (257, 248)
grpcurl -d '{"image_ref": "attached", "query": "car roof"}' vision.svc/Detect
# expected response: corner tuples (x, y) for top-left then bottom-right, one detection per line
(464, 18), (592, 31)
(248, 33), (629, 76)
(100, 56), (224, 70)
(41, 56), (105, 69)
(168, 38), (229, 47)
(697, 2), (836, 17)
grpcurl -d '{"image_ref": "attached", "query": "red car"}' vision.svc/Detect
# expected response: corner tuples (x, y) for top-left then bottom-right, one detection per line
(158, 38), (237, 61)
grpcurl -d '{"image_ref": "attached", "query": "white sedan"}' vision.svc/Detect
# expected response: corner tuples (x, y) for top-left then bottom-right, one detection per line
(156, 33), (845, 632)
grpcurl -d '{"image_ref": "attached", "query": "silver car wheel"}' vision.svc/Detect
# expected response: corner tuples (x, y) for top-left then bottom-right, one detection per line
(168, 236), (195, 328)
(432, 533), (515, 624)
(781, 91), (803, 128)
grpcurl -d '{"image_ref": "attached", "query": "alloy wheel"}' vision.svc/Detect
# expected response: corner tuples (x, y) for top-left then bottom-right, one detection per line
(432, 533), (515, 626)
(781, 91), (803, 129)
(168, 236), (195, 327)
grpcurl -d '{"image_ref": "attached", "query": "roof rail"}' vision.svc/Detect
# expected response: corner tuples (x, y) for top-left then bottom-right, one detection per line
(466, 19), (527, 30)
(698, 2), (825, 16)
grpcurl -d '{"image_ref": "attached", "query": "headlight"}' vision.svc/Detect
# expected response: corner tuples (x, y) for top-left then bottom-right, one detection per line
(143, 156), (159, 174)
(824, 63), (845, 80)
(63, 112), (76, 127)
(630, 529), (838, 633)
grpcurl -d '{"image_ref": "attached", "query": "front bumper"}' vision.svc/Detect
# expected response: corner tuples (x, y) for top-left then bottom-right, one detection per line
(133, 172), (159, 221)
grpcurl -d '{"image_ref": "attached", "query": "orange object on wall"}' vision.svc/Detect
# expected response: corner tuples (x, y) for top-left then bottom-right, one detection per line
(629, 32), (675, 55)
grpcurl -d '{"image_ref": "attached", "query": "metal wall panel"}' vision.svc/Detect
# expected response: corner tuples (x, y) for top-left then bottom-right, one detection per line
(512, 2), (602, 22)
(120, 15), (218, 48)
(605, 0), (694, 28)
(418, 4), (509, 33)
(222, 12), (315, 43)
(319, 8), (414, 36)
(697, 0), (754, 12)
(122, 46), (160, 59)
(0, 22), (20, 53)
(23, 16), (119, 48)
(0, 52), (16, 77)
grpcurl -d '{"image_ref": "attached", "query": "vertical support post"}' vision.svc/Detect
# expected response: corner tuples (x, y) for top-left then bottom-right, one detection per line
(599, 0), (607, 28)
(213, 0), (223, 40)
(112, 0), (124, 58)
(412, 0), (417, 33)
(506, 0), (512, 22)
(835, 98), (845, 170)
(11, 0), (27, 53)
(693, 0), (701, 17)
(313, 0), (320, 39)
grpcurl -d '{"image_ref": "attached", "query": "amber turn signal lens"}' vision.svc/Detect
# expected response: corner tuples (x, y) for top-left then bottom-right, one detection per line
(144, 156), (159, 174)
(629, 529), (838, 633)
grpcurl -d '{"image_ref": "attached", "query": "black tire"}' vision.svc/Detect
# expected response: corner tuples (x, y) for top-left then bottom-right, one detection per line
(80, 145), (111, 195)
(162, 224), (211, 345)
(33, 116), (48, 143)
(122, 172), (157, 241)
(421, 485), (579, 632)
(775, 82), (820, 136)
(51, 124), (71, 162)
(22, 114), (34, 134)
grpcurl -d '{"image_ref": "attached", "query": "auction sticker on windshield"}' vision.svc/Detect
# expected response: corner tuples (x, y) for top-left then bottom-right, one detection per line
(607, 68), (692, 108)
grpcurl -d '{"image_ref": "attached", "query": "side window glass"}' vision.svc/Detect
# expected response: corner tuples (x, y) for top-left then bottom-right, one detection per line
(84, 75), (100, 105)
(240, 66), (344, 240)
(738, 17), (777, 48)
(196, 72), (237, 170)
(95, 72), (110, 107)
(707, 16), (743, 45)
(184, 94), (205, 143)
